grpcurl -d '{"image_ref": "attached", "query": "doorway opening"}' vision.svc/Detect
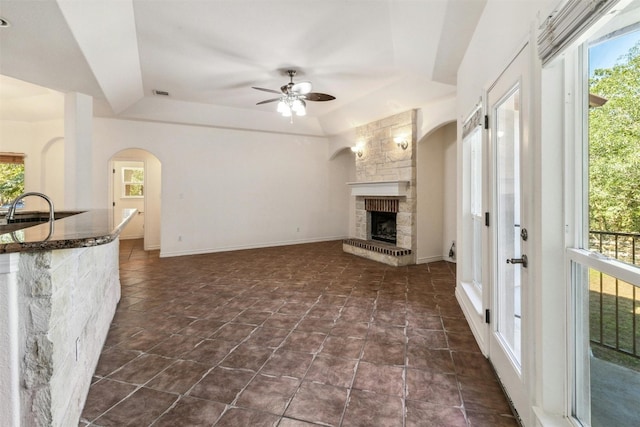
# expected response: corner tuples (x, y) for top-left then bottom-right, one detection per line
(109, 149), (161, 251)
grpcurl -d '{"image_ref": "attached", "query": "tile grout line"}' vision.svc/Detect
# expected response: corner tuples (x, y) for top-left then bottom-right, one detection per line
(83, 241), (507, 426)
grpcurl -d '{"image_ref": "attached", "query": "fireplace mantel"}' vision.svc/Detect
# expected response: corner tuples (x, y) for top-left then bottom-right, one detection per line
(347, 180), (410, 197)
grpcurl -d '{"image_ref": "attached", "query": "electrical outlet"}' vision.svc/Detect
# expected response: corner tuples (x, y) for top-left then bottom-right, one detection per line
(178, 235), (182, 242)
(75, 337), (80, 362)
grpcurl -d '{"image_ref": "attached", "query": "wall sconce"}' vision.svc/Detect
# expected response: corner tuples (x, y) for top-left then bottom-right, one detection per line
(351, 145), (363, 158)
(394, 136), (409, 150)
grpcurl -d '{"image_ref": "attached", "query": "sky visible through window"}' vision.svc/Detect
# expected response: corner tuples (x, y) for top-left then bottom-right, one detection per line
(589, 29), (640, 76)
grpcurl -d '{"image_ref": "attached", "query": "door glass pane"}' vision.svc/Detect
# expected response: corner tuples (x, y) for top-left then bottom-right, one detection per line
(495, 86), (522, 366)
(473, 218), (483, 288)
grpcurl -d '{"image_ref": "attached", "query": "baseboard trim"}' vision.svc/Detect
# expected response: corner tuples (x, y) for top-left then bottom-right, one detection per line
(159, 236), (348, 258)
(416, 255), (444, 264)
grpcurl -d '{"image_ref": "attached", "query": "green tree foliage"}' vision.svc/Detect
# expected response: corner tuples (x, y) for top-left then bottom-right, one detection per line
(589, 41), (640, 233)
(0, 163), (25, 205)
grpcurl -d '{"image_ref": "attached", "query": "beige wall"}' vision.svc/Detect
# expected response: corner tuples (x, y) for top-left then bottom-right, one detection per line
(417, 121), (456, 264)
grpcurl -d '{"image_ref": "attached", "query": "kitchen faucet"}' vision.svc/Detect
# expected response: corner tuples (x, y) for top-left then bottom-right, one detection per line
(7, 192), (55, 222)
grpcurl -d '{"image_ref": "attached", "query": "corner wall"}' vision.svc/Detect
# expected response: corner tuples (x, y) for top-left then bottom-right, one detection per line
(416, 121), (456, 264)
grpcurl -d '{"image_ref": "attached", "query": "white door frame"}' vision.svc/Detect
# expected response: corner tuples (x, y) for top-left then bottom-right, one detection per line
(485, 41), (533, 425)
(109, 158), (147, 242)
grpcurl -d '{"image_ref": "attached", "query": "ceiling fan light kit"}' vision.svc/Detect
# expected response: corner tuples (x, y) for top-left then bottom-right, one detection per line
(277, 96), (306, 117)
(253, 70), (335, 122)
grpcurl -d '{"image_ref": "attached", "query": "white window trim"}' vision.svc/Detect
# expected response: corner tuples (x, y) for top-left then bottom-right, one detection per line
(121, 166), (144, 199)
(568, 249), (640, 287)
(456, 102), (488, 354)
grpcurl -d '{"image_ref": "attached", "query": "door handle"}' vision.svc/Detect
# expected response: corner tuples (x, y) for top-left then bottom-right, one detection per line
(506, 254), (528, 268)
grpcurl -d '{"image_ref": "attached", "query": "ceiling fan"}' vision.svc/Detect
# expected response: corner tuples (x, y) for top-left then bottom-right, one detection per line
(252, 70), (335, 119)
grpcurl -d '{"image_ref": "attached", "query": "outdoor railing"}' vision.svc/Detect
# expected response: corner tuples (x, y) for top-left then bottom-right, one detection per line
(589, 230), (640, 360)
(590, 230), (639, 266)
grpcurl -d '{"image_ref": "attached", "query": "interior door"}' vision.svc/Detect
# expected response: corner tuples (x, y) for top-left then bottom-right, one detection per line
(487, 44), (531, 422)
(112, 160), (145, 239)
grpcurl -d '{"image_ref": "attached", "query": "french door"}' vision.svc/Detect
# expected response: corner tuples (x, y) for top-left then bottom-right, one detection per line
(487, 44), (531, 422)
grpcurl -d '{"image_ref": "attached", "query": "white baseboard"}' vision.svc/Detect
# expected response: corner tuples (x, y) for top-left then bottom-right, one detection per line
(416, 255), (443, 264)
(159, 235), (348, 258)
(120, 235), (144, 240)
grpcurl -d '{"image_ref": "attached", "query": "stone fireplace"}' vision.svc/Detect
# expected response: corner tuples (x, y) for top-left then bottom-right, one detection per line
(343, 110), (417, 266)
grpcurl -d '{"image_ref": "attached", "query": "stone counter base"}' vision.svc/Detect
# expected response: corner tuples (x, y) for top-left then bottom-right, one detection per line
(342, 238), (413, 266)
(0, 239), (120, 427)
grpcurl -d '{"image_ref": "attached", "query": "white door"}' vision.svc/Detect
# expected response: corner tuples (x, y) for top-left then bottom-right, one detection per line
(112, 160), (145, 239)
(487, 44), (531, 422)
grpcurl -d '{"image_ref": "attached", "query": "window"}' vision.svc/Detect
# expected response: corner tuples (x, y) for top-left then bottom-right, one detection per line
(568, 20), (640, 427)
(0, 153), (25, 208)
(469, 127), (483, 289)
(464, 105), (484, 290)
(122, 167), (144, 198)
(588, 26), (640, 265)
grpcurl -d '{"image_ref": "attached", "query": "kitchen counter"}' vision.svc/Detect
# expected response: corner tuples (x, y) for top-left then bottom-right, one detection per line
(0, 207), (136, 426)
(0, 208), (136, 254)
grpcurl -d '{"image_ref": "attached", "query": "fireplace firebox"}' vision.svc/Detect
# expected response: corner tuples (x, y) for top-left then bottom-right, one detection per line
(370, 211), (397, 244)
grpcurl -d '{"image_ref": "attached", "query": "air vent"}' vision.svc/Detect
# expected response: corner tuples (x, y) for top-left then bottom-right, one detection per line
(152, 90), (170, 96)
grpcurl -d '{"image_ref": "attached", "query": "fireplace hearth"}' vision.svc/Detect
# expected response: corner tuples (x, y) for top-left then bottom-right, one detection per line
(370, 211), (397, 244)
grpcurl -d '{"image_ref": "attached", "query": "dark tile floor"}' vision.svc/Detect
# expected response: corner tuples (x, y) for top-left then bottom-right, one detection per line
(80, 239), (517, 426)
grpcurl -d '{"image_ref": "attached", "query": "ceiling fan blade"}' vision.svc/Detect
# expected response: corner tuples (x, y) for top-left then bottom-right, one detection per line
(252, 86), (282, 95)
(305, 92), (336, 102)
(256, 98), (281, 105)
(291, 81), (312, 95)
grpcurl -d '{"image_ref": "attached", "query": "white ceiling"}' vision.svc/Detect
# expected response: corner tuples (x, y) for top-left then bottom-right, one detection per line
(0, 0), (486, 136)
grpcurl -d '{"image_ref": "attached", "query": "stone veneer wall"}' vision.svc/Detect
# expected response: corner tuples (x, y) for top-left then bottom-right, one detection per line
(16, 240), (120, 426)
(352, 110), (417, 263)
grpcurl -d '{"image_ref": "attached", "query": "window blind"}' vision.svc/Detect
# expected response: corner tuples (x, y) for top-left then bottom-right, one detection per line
(462, 104), (482, 139)
(0, 153), (25, 164)
(538, 0), (621, 65)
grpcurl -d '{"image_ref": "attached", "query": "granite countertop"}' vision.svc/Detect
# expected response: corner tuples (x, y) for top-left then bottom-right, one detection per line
(0, 209), (137, 254)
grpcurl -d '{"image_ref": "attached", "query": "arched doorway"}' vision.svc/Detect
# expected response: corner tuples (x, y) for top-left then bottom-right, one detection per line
(109, 149), (161, 250)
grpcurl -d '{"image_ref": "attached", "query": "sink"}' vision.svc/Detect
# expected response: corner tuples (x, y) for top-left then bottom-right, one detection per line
(0, 211), (85, 233)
